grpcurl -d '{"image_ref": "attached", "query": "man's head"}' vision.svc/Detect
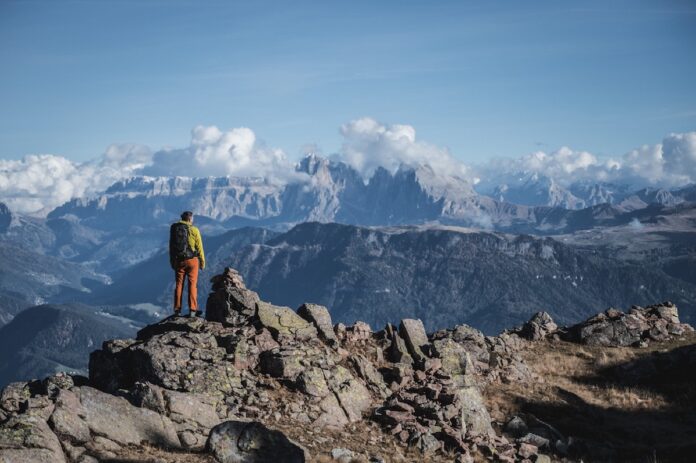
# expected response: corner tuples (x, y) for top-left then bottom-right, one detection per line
(181, 211), (194, 223)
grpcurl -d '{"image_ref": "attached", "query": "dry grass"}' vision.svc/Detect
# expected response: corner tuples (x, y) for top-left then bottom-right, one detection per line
(484, 333), (696, 462)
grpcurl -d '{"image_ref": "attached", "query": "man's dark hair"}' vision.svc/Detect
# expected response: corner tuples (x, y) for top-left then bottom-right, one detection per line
(181, 211), (193, 221)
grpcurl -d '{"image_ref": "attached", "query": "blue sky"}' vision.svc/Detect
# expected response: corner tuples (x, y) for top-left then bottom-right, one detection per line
(1, 0), (695, 164)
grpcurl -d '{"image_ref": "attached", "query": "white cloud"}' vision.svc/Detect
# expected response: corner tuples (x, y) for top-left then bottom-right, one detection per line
(0, 126), (299, 215)
(140, 125), (297, 183)
(662, 132), (696, 183)
(0, 143), (152, 216)
(336, 117), (470, 179)
(478, 131), (696, 190)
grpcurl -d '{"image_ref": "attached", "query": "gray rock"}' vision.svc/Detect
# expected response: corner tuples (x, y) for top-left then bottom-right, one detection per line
(259, 347), (305, 381)
(207, 284), (261, 326)
(345, 321), (372, 342)
(0, 415), (66, 463)
(165, 389), (220, 430)
(333, 378), (372, 422)
(207, 420), (308, 462)
(49, 390), (91, 443)
(349, 354), (390, 398)
(331, 447), (355, 462)
(455, 380), (494, 437)
(313, 394), (350, 429)
(568, 302), (693, 347)
(0, 382), (31, 414)
(385, 324), (413, 365)
(296, 368), (330, 398)
(416, 432), (441, 454)
(504, 416), (528, 438)
(517, 312), (558, 341)
(50, 386), (181, 448)
(399, 319), (429, 365)
(519, 432), (550, 448)
(297, 303), (338, 345)
(256, 302), (318, 342)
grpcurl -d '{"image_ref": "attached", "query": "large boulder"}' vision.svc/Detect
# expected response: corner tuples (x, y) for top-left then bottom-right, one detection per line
(131, 382), (222, 450)
(516, 312), (558, 341)
(207, 420), (308, 463)
(567, 302), (693, 347)
(90, 318), (250, 396)
(0, 415), (66, 463)
(255, 302), (318, 342)
(49, 387), (181, 449)
(297, 303), (338, 346)
(399, 319), (430, 365)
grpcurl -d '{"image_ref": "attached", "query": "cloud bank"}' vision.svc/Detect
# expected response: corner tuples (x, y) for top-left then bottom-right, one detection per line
(0, 126), (295, 215)
(0, 119), (695, 216)
(0, 145), (150, 216)
(141, 125), (295, 182)
(477, 132), (696, 191)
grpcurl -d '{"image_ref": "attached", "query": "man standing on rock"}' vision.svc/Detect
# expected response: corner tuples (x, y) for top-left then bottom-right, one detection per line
(169, 211), (206, 317)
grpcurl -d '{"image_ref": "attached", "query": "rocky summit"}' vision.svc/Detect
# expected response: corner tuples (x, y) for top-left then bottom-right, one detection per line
(0, 267), (694, 462)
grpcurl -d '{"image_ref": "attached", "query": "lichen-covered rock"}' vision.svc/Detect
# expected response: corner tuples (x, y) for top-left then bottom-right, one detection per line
(566, 302), (693, 347)
(0, 415), (66, 463)
(0, 382), (32, 415)
(50, 386), (181, 448)
(131, 382), (222, 450)
(349, 354), (390, 399)
(453, 376), (493, 437)
(333, 377), (372, 422)
(256, 301), (318, 342)
(516, 312), (558, 341)
(207, 420), (308, 463)
(385, 323), (414, 365)
(90, 318), (248, 395)
(259, 347), (306, 381)
(296, 368), (330, 398)
(399, 318), (430, 365)
(297, 303), (338, 346)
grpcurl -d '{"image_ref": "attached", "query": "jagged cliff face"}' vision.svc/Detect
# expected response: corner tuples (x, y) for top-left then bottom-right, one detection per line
(0, 268), (693, 462)
(479, 173), (696, 211)
(46, 156), (496, 231)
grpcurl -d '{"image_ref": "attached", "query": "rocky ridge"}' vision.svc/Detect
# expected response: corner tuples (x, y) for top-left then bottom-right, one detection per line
(514, 302), (693, 347)
(0, 267), (693, 462)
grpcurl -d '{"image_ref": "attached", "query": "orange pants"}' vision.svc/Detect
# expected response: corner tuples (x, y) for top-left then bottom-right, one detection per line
(174, 257), (199, 311)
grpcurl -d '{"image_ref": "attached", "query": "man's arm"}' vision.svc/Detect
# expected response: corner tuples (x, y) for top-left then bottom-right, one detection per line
(193, 227), (205, 269)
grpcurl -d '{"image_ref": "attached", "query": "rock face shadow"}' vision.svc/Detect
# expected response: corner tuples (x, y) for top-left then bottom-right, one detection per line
(519, 343), (696, 462)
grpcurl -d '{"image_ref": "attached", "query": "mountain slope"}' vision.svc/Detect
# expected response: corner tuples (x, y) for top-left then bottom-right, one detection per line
(0, 304), (137, 387)
(0, 241), (109, 323)
(226, 223), (695, 334)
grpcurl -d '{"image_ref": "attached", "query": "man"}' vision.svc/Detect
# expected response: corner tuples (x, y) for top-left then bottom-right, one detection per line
(169, 211), (206, 317)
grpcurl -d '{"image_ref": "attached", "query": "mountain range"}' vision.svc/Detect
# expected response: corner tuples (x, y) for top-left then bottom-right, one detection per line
(477, 171), (696, 211)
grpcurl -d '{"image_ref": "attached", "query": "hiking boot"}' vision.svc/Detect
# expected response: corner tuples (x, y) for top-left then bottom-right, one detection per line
(173, 310), (182, 318)
(195, 311), (204, 318)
